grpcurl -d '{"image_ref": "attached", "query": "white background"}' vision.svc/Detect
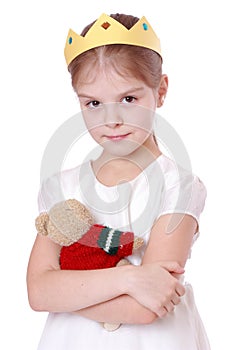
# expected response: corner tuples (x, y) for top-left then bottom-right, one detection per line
(0, 0), (232, 349)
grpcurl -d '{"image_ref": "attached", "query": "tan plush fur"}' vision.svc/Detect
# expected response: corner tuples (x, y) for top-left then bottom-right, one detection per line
(35, 199), (95, 246)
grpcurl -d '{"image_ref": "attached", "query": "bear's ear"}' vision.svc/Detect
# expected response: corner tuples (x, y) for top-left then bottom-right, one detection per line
(35, 212), (49, 236)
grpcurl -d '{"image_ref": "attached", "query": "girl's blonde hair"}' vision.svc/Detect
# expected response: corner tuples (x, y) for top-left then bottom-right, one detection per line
(68, 13), (162, 89)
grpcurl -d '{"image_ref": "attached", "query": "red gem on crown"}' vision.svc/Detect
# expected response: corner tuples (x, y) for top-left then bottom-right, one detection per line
(101, 22), (111, 30)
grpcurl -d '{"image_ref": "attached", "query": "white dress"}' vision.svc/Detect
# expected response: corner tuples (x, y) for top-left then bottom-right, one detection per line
(37, 154), (211, 350)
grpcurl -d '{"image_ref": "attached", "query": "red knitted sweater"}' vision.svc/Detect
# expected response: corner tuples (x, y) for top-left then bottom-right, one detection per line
(60, 224), (134, 270)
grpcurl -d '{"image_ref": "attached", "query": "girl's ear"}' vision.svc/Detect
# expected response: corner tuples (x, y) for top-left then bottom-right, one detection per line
(157, 74), (168, 107)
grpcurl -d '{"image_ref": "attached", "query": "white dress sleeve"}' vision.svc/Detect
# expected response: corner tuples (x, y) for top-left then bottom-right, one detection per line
(158, 166), (207, 228)
(37, 173), (63, 213)
(37, 166), (80, 213)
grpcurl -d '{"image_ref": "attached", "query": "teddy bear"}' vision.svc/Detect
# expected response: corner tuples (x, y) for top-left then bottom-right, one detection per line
(35, 198), (143, 331)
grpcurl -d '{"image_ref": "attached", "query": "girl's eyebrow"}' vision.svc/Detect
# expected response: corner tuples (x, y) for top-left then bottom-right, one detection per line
(78, 93), (97, 100)
(119, 87), (145, 96)
(78, 87), (145, 100)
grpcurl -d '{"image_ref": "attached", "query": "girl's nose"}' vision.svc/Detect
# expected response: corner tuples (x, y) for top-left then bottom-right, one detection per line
(103, 103), (123, 128)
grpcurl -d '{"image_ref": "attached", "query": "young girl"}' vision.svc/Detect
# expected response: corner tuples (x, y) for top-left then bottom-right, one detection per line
(27, 13), (211, 349)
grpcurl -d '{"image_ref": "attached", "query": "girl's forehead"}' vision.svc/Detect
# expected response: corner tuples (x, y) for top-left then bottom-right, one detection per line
(76, 65), (142, 91)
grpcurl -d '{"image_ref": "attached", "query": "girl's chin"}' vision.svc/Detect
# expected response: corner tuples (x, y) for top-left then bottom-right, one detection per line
(101, 144), (140, 157)
(100, 136), (154, 156)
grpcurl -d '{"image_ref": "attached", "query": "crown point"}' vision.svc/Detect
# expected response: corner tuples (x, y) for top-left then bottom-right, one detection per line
(64, 14), (162, 66)
(142, 23), (148, 31)
(101, 21), (111, 30)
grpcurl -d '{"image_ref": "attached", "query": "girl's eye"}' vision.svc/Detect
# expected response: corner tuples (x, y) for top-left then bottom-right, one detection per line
(122, 96), (136, 104)
(87, 100), (100, 108)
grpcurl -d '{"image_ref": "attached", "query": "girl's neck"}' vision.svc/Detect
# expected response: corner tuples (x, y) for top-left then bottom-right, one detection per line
(91, 143), (162, 187)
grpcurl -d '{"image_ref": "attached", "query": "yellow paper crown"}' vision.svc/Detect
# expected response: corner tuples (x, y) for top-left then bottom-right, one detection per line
(64, 13), (162, 66)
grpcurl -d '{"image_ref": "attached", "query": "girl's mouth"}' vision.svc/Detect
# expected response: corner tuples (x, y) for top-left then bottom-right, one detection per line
(105, 133), (131, 141)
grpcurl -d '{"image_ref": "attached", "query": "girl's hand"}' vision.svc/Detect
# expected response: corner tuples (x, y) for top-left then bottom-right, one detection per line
(125, 261), (185, 317)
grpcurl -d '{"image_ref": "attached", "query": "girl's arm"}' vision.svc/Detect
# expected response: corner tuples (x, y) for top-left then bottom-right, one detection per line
(27, 234), (128, 312)
(77, 294), (157, 325)
(73, 213), (196, 324)
(27, 216), (185, 320)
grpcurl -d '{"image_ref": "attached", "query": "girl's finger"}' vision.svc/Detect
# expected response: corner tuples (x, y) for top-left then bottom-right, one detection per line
(164, 301), (175, 313)
(156, 306), (168, 318)
(171, 294), (181, 305)
(175, 284), (185, 297)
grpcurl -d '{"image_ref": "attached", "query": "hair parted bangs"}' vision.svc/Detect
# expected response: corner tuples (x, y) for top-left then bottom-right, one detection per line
(68, 13), (162, 90)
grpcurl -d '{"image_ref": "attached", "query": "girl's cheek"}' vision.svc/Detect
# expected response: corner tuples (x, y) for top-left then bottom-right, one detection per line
(82, 112), (104, 131)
